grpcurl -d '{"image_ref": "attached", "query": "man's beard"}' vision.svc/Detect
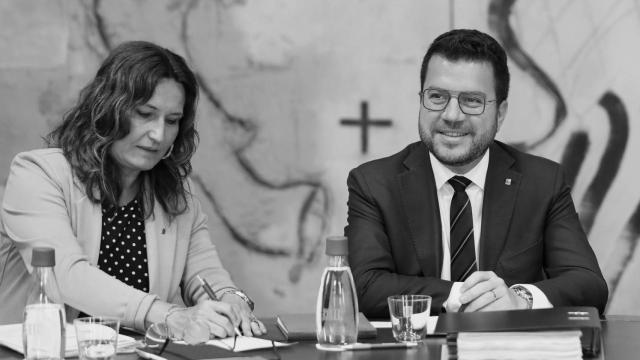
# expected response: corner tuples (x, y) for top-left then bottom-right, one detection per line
(419, 118), (497, 168)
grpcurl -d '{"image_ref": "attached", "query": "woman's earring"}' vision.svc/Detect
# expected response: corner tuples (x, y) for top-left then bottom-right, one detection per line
(162, 144), (174, 160)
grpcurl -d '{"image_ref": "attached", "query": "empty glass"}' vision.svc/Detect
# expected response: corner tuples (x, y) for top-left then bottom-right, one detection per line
(73, 317), (119, 360)
(387, 295), (431, 343)
(144, 323), (171, 352)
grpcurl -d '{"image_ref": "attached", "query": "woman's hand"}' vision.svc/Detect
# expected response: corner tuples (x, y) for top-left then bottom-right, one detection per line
(220, 293), (267, 336)
(165, 300), (240, 344)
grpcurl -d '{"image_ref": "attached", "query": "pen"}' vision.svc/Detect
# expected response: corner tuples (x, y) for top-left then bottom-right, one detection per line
(196, 275), (243, 337)
(341, 342), (419, 351)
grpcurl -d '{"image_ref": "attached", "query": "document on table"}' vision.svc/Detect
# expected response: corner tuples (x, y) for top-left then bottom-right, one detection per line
(0, 323), (138, 357)
(370, 315), (439, 335)
(453, 330), (582, 360)
(174, 336), (294, 352)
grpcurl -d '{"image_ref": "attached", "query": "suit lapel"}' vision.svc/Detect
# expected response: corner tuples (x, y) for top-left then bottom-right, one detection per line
(479, 142), (521, 270)
(398, 143), (443, 278)
(145, 197), (177, 299)
(77, 195), (103, 264)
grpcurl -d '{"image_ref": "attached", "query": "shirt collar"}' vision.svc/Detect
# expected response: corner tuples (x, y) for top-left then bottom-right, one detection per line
(429, 149), (490, 191)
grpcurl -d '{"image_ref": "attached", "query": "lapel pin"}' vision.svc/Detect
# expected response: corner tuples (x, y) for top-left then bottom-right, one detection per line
(505, 178), (511, 186)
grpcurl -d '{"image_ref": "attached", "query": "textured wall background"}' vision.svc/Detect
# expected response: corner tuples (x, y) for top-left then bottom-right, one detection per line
(1, 0), (639, 315)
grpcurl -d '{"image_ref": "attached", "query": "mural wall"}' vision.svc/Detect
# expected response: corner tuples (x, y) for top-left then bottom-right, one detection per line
(1, 0), (639, 315)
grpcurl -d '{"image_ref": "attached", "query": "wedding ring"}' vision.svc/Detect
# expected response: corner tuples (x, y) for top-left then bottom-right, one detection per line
(490, 289), (497, 299)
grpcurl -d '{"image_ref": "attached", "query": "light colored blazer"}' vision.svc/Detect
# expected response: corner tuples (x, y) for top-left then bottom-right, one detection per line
(0, 149), (236, 329)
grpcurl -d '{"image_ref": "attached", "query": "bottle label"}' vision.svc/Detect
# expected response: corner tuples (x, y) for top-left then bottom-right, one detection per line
(24, 303), (65, 360)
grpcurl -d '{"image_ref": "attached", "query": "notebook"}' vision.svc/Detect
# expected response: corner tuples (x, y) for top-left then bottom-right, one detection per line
(435, 306), (601, 357)
(449, 330), (583, 360)
(276, 312), (377, 341)
(172, 336), (292, 352)
(0, 323), (137, 357)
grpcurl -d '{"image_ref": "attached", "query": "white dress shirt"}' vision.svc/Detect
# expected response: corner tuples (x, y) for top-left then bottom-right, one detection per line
(429, 150), (552, 310)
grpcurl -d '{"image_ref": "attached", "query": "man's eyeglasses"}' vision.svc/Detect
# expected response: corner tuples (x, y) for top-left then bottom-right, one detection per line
(419, 88), (497, 115)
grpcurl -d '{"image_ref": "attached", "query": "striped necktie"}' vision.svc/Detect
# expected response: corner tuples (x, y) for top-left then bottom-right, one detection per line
(448, 176), (477, 282)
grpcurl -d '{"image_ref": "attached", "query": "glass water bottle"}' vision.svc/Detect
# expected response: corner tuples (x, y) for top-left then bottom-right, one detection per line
(316, 236), (359, 349)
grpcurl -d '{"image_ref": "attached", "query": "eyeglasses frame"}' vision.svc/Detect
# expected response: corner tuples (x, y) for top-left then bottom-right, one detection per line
(419, 88), (498, 115)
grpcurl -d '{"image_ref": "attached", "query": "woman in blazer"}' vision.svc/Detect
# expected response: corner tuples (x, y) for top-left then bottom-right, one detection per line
(0, 41), (265, 342)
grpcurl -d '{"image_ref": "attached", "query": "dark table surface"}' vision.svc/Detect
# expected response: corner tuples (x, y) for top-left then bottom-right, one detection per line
(3, 316), (640, 359)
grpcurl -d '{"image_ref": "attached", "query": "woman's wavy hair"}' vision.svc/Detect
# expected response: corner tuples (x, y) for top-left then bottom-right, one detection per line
(46, 41), (199, 219)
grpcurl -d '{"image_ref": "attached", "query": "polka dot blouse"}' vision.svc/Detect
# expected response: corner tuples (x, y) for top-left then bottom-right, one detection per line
(97, 196), (149, 293)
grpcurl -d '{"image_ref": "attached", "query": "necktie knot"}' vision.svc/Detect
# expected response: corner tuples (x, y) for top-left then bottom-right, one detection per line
(448, 176), (471, 192)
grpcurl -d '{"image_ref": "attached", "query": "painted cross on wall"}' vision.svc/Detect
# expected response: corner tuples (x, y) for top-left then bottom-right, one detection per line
(340, 101), (393, 154)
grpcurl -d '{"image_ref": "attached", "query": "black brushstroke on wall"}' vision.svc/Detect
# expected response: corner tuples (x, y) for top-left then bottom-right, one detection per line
(488, 0), (567, 150)
(560, 132), (589, 189)
(610, 203), (640, 297)
(93, 0), (111, 51)
(579, 92), (628, 234)
(191, 175), (289, 256)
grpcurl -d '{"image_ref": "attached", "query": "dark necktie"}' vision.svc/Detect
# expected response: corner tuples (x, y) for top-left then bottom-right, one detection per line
(449, 176), (477, 282)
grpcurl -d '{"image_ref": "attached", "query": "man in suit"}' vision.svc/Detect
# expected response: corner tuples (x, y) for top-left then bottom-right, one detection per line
(345, 29), (608, 318)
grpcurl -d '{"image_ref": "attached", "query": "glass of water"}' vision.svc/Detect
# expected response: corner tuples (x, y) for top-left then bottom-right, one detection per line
(142, 322), (171, 353)
(387, 295), (431, 343)
(73, 317), (120, 360)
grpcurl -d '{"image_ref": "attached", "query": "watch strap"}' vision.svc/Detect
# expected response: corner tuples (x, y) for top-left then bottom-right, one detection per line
(511, 285), (533, 309)
(219, 288), (255, 311)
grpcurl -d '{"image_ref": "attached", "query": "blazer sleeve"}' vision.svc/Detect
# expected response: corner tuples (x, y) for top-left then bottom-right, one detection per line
(178, 182), (237, 306)
(534, 167), (608, 313)
(346, 168), (453, 318)
(1, 152), (157, 330)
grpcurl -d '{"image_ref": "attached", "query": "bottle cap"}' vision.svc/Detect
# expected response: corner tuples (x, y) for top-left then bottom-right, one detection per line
(326, 236), (348, 256)
(31, 247), (55, 267)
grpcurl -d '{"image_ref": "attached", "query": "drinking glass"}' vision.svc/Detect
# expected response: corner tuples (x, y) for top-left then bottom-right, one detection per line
(73, 317), (120, 360)
(387, 295), (431, 343)
(143, 322), (171, 352)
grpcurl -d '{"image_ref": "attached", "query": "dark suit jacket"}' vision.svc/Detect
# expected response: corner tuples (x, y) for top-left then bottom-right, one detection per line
(345, 141), (608, 318)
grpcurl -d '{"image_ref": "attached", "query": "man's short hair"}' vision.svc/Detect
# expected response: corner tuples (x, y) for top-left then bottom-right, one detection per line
(420, 29), (510, 104)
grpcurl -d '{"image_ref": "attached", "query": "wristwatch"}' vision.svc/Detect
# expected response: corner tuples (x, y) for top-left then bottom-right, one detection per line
(511, 285), (533, 309)
(220, 288), (255, 311)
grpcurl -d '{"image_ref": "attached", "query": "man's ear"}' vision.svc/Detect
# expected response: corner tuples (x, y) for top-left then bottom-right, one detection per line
(496, 100), (508, 131)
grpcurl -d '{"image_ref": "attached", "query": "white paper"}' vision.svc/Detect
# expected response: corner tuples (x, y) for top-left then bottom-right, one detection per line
(174, 336), (293, 352)
(455, 330), (582, 360)
(370, 315), (439, 334)
(0, 323), (137, 357)
(370, 321), (392, 328)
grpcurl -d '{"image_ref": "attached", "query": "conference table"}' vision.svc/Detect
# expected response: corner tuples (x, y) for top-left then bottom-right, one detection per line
(2, 315), (639, 359)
